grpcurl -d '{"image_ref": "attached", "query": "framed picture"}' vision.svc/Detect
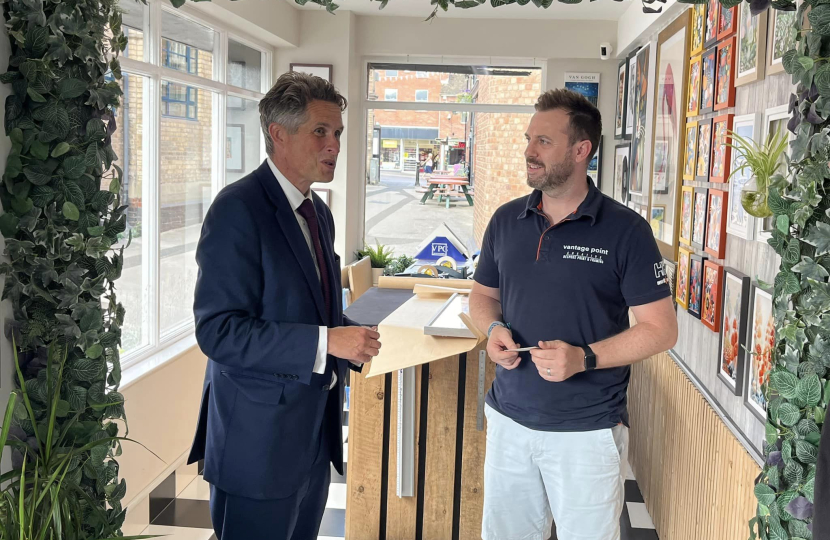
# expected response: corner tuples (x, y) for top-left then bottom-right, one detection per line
(700, 45), (718, 115)
(683, 122), (698, 181)
(651, 205), (667, 238)
(615, 60), (629, 139)
(680, 185), (695, 246)
(718, 268), (750, 396)
(652, 139), (669, 195)
(312, 187), (331, 206)
(588, 137), (603, 188)
(715, 37), (737, 111)
(706, 189), (729, 259)
(705, 0), (720, 48)
(736, 4), (768, 87)
(710, 114), (733, 183)
(692, 187), (709, 250)
(696, 118), (713, 183)
(702, 260), (723, 332)
(630, 45), (651, 196)
(565, 73), (600, 107)
(626, 53), (638, 139)
(744, 283), (774, 422)
(717, 4), (738, 41)
(663, 258), (678, 307)
(727, 113), (760, 240)
(767, 9), (797, 76)
(226, 124), (245, 173)
(688, 253), (706, 319)
(687, 55), (702, 118)
(614, 143), (631, 203)
(757, 104), (791, 243)
(677, 247), (692, 309)
(691, 3), (707, 57)
(290, 63), (333, 82)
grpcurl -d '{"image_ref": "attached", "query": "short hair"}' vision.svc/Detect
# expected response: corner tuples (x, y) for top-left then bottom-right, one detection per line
(534, 88), (602, 159)
(259, 72), (348, 155)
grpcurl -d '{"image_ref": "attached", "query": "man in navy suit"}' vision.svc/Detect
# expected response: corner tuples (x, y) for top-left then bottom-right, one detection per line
(188, 72), (381, 540)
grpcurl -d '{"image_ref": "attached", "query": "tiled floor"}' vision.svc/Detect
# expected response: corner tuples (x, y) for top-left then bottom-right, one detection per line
(142, 407), (659, 540)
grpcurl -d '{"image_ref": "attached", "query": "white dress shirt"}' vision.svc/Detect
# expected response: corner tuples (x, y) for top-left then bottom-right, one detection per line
(267, 158), (335, 386)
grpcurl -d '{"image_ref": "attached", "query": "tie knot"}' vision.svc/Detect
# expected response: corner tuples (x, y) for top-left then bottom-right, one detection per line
(298, 198), (316, 221)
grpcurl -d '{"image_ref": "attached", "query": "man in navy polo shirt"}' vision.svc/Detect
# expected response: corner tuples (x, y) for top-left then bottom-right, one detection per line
(470, 88), (678, 540)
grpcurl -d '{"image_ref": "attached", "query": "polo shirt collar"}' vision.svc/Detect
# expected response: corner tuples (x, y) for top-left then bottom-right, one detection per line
(518, 176), (602, 225)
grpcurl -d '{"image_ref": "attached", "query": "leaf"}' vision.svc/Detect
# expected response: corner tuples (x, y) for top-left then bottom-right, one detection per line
(785, 461), (805, 485)
(779, 402), (802, 426)
(805, 478), (815, 503)
(767, 422), (780, 445)
(70, 359), (101, 382)
(0, 213), (20, 237)
(810, 4), (830, 35)
(777, 214), (791, 234)
(793, 257), (830, 282)
(62, 201), (79, 221)
(51, 142), (70, 158)
(805, 221), (830, 256)
(795, 440), (819, 464)
(796, 419), (819, 436)
(777, 270), (802, 294)
(63, 155), (87, 179)
(86, 343), (103, 359)
(26, 87), (46, 102)
(797, 374), (822, 407)
(755, 483), (777, 506)
(57, 78), (87, 99)
(786, 496), (814, 520)
(23, 166), (51, 186)
(785, 239), (802, 265)
(773, 371), (800, 399)
(66, 385), (87, 411)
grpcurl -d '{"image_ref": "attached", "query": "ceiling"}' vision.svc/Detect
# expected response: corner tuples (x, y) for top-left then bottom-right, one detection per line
(287, 0), (632, 20)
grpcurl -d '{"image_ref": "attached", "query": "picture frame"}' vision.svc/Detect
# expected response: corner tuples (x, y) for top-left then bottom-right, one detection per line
(630, 44), (651, 197)
(565, 72), (601, 107)
(727, 113), (760, 240)
(692, 187), (709, 250)
(717, 4), (738, 41)
(710, 114), (733, 183)
(651, 204), (667, 238)
(691, 3), (707, 57)
(663, 258), (678, 308)
(736, 4), (768, 87)
(683, 121), (698, 182)
(715, 36), (737, 111)
(696, 118), (713, 183)
(744, 282), (774, 422)
(614, 143), (631, 204)
(687, 55), (702, 118)
(700, 45), (718, 115)
(226, 124), (245, 173)
(680, 185), (695, 246)
(688, 253), (707, 319)
(588, 136), (603, 188)
(701, 260), (724, 332)
(757, 104), (791, 243)
(290, 63), (333, 82)
(652, 139), (670, 195)
(625, 53), (638, 139)
(615, 60), (630, 139)
(676, 247), (692, 309)
(767, 9), (798, 76)
(705, 189), (729, 259)
(312, 187), (331, 206)
(718, 267), (750, 396)
(705, 0), (720, 48)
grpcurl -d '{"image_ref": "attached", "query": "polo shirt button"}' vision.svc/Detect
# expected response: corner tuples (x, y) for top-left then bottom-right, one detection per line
(545, 236), (550, 240)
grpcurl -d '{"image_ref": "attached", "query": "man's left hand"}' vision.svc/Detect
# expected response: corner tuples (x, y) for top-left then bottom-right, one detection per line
(529, 341), (585, 382)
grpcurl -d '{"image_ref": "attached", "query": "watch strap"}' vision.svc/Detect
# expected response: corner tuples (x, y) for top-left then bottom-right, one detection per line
(582, 344), (597, 371)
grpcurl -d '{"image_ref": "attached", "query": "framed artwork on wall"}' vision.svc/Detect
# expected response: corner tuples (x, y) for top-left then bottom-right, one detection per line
(565, 72), (601, 106)
(226, 124), (245, 173)
(692, 187), (709, 250)
(700, 45), (718, 115)
(663, 258), (678, 308)
(290, 63), (333, 82)
(727, 113), (760, 241)
(677, 247), (692, 309)
(683, 121), (698, 182)
(691, 3), (707, 57)
(715, 37), (737, 111)
(706, 189), (729, 259)
(630, 44), (651, 197)
(767, 9), (797, 76)
(696, 118), (713, 183)
(735, 3), (768, 87)
(705, 0), (720, 48)
(680, 185), (694, 246)
(717, 4), (738, 41)
(615, 60), (629, 139)
(757, 104), (791, 243)
(744, 283), (774, 422)
(688, 253), (707, 319)
(701, 260), (723, 332)
(614, 143), (631, 203)
(588, 137), (603, 188)
(687, 55), (702, 118)
(652, 139), (670, 195)
(710, 114), (733, 183)
(651, 205), (667, 238)
(626, 53), (638, 139)
(718, 268), (750, 396)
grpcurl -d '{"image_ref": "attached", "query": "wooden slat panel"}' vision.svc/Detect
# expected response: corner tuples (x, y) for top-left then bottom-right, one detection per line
(345, 370), (386, 540)
(378, 276), (474, 290)
(422, 356), (460, 540)
(385, 368), (422, 540)
(458, 344), (494, 540)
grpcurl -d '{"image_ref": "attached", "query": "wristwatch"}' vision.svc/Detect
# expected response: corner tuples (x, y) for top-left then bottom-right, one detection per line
(487, 321), (509, 338)
(581, 345), (597, 371)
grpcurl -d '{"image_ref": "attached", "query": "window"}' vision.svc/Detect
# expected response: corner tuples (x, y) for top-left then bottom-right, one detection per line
(385, 89), (398, 101)
(228, 38), (264, 92)
(386, 70), (398, 77)
(163, 39), (198, 74)
(416, 71), (428, 78)
(162, 39), (198, 119)
(416, 90), (429, 102)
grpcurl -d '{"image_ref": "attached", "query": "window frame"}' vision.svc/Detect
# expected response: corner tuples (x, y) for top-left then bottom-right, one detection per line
(415, 90), (429, 102)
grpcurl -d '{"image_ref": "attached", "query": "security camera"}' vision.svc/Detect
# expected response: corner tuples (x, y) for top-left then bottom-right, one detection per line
(600, 43), (613, 60)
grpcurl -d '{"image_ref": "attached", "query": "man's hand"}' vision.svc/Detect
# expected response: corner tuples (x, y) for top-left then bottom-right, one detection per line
(530, 340), (585, 382)
(328, 326), (381, 365)
(486, 326), (521, 370)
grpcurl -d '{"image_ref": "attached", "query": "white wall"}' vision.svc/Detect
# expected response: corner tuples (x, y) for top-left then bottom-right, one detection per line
(617, 0), (683, 56)
(189, 0), (300, 47)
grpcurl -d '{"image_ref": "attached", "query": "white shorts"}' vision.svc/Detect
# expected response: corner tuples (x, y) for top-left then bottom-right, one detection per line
(482, 404), (629, 540)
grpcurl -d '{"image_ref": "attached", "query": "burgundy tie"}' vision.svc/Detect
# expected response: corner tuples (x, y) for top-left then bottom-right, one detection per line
(297, 199), (332, 323)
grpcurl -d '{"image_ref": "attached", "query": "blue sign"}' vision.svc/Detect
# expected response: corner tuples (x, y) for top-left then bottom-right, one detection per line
(415, 236), (467, 262)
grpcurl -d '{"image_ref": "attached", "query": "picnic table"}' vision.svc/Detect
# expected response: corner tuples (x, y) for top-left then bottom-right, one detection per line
(419, 175), (474, 208)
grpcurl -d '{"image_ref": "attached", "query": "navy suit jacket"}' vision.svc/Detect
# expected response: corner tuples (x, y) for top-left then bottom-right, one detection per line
(188, 160), (360, 500)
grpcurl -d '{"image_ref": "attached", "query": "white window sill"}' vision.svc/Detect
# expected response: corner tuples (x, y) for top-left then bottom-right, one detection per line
(120, 333), (200, 391)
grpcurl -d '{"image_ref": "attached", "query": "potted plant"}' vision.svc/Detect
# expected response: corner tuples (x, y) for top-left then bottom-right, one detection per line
(356, 243), (395, 285)
(727, 128), (790, 219)
(385, 254), (416, 277)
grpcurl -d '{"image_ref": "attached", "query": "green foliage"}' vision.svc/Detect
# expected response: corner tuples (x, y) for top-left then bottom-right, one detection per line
(728, 127), (790, 218)
(356, 243), (395, 269)
(384, 254), (416, 276)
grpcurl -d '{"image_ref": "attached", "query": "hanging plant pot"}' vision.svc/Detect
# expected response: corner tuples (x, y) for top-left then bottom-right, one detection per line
(740, 177), (773, 218)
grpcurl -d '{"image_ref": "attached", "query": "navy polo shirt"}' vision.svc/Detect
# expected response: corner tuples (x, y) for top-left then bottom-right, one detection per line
(475, 178), (670, 432)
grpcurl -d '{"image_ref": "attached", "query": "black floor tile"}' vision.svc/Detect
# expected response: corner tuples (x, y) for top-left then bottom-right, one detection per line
(149, 472), (176, 523)
(153, 499), (214, 529)
(621, 505), (659, 540)
(625, 479), (645, 503)
(318, 508), (345, 537)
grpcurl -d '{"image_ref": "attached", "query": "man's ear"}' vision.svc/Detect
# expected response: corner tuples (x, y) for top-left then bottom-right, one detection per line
(268, 123), (285, 150)
(576, 140), (593, 164)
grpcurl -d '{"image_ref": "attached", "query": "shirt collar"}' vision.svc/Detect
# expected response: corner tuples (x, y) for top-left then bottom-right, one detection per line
(267, 157), (312, 212)
(518, 176), (602, 226)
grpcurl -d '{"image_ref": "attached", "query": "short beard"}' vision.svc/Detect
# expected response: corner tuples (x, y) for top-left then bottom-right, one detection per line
(526, 158), (575, 192)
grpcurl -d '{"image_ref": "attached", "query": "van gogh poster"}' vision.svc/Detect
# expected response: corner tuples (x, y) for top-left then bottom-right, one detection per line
(564, 73), (600, 106)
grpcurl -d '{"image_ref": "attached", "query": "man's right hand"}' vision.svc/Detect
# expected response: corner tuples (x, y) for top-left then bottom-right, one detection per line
(487, 326), (521, 370)
(328, 326), (381, 365)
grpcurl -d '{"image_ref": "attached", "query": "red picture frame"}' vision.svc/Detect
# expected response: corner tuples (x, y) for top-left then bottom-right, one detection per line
(717, 5), (738, 41)
(715, 37), (737, 111)
(702, 260), (724, 332)
(710, 114), (733, 183)
(705, 189), (729, 259)
(704, 0), (720, 49)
